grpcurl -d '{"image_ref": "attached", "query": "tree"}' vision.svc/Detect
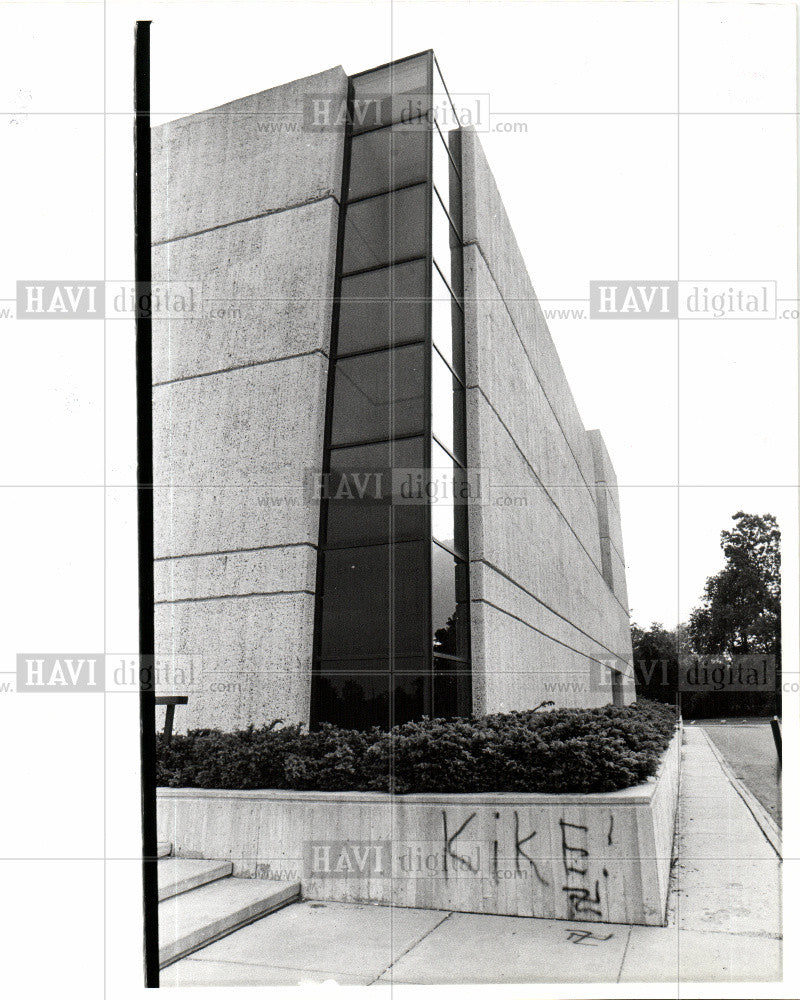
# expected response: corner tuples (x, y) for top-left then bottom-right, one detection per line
(686, 512), (781, 717)
(688, 512), (780, 659)
(630, 622), (691, 704)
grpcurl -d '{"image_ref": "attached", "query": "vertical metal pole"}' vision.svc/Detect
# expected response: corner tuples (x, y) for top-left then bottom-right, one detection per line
(134, 19), (159, 988)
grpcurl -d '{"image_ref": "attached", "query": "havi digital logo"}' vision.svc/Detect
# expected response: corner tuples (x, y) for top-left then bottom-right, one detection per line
(17, 281), (104, 319)
(590, 281), (677, 319)
(16, 654), (105, 692)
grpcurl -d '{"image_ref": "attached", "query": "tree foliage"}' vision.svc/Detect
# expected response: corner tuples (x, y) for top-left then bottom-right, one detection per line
(629, 622), (691, 704)
(687, 512), (781, 659)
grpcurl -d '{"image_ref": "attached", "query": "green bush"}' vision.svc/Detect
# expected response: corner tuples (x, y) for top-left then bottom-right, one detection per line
(156, 699), (677, 795)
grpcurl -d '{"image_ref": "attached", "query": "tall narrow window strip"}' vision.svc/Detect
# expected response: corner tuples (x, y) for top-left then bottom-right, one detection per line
(313, 53), (470, 729)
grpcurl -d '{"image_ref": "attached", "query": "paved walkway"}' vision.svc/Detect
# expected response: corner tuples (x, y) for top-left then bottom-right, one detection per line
(697, 719), (781, 824)
(162, 728), (781, 986)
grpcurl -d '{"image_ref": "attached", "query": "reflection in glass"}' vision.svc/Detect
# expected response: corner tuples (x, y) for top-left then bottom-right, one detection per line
(351, 53), (431, 135)
(432, 192), (463, 299)
(338, 259), (426, 356)
(342, 184), (428, 274)
(325, 437), (426, 546)
(311, 663), (429, 729)
(432, 349), (465, 463)
(431, 264), (464, 377)
(432, 124), (462, 235)
(430, 440), (468, 556)
(431, 543), (469, 658)
(433, 658), (471, 718)
(330, 343), (425, 447)
(319, 541), (427, 658)
(433, 56), (460, 134)
(348, 125), (428, 202)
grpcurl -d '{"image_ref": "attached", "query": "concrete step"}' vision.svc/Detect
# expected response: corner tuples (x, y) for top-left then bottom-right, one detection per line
(156, 841), (172, 859)
(158, 858), (234, 901)
(158, 877), (301, 969)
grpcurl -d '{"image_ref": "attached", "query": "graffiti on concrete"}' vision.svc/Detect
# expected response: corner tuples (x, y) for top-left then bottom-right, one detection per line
(441, 811), (479, 875)
(559, 818), (608, 919)
(565, 928), (614, 946)
(439, 809), (548, 887)
(437, 811), (613, 919)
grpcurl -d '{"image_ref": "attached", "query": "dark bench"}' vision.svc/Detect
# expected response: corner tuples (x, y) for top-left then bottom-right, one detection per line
(155, 695), (188, 741)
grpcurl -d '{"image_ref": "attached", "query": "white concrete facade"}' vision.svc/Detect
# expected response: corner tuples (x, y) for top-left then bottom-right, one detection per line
(151, 63), (634, 731)
(461, 128), (635, 712)
(152, 68), (347, 731)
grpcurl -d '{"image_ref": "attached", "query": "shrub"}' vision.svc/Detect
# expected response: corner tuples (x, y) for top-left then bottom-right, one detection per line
(156, 699), (677, 795)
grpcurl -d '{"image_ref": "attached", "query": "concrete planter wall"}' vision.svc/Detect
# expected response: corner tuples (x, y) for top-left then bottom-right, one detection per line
(157, 731), (680, 926)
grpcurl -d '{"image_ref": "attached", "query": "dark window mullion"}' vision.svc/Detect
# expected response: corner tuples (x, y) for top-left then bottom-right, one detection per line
(434, 119), (462, 180)
(336, 336), (426, 363)
(341, 252), (428, 281)
(431, 433), (465, 470)
(347, 177), (429, 209)
(421, 67), (434, 719)
(433, 183), (463, 243)
(432, 258), (461, 307)
(432, 535), (465, 562)
(329, 431), (424, 456)
(323, 534), (429, 553)
(432, 341), (466, 389)
(431, 265), (465, 316)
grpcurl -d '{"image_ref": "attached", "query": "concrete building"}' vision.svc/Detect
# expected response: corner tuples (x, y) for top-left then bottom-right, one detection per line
(151, 51), (635, 733)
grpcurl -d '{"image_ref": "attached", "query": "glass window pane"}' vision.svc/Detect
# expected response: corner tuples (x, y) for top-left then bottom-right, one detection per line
(312, 661), (429, 729)
(351, 53), (431, 134)
(330, 343), (425, 447)
(319, 541), (427, 658)
(342, 184), (428, 275)
(312, 671), (392, 729)
(432, 124), (462, 235)
(433, 658), (471, 718)
(432, 349), (465, 462)
(430, 439), (468, 555)
(432, 544), (470, 659)
(325, 437), (427, 546)
(432, 263), (464, 377)
(432, 192), (463, 299)
(432, 57), (460, 137)
(348, 125), (428, 202)
(338, 259), (427, 356)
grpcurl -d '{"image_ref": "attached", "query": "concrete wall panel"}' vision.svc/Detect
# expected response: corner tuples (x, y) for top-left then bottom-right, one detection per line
(152, 72), (346, 728)
(461, 129), (597, 495)
(152, 200), (339, 383)
(152, 67), (347, 243)
(467, 390), (632, 661)
(154, 592), (315, 730)
(154, 545), (316, 604)
(153, 355), (328, 558)
(462, 130), (635, 712)
(464, 246), (601, 566)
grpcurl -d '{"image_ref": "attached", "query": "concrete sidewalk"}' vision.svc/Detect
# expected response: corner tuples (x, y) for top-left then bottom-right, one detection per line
(162, 727), (781, 986)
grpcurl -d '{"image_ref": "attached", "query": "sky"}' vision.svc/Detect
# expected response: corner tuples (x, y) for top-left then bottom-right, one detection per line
(145, 0), (798, 628)
(3, 0), (795, 630)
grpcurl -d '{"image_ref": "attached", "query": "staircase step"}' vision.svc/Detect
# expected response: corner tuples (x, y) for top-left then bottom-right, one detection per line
(158, 877), (300, 968)
(158, 858), (233, 901)
(156, 842), (172, 859)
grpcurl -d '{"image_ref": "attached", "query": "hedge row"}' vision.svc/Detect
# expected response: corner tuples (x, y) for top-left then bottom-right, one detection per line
(156, 699), (677, 795)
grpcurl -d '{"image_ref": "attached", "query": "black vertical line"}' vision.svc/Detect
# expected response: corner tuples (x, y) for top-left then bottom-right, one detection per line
(449, 126), (472, 716)
(423, 52), (434, 719)
(134, 20), (158, 988)
(310, 79), (354, 728)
